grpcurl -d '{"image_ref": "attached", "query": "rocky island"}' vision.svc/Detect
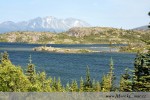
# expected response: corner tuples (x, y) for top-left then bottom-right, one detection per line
(33, 46), (96, 53)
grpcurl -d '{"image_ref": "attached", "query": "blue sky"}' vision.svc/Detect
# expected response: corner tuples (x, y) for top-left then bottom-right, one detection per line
(0, 0), (150, 29)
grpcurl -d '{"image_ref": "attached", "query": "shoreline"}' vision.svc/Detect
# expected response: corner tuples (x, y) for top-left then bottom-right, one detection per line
(0, 42), (141, 53)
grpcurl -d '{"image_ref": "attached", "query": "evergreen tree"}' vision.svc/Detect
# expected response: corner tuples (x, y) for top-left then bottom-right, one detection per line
(66, 82), (70, 92)
(37, 72), (52, 92)
(95, 81), (101, 92)
(92, 79), (101, 92)
(57, 77), (63, 92)
(120, 68), (132, 91)
(52, 77), (57, 91)
(70, 80), (78, 92)
(0, 51), (11, 67)
(101, 58), (115, 91)
(130, 13), (150, 91)
(26, 55), (36, 84)
(132, 53), (150, 91)
(1, 51), (9, 61)
(79, 77), (84, 92)
(101, 74), (111, 92)
(84, 66), (92, 91)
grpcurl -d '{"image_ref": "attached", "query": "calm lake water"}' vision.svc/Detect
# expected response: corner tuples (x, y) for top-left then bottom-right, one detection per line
(0, 42), (136, 85)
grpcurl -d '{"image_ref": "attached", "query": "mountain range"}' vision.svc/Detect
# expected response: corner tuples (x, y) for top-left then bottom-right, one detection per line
(133, 25), (149, 31)
(0, 16), (91, 33)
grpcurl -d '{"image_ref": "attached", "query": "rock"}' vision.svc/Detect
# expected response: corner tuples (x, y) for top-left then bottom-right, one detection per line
(33, 46), (95, 53)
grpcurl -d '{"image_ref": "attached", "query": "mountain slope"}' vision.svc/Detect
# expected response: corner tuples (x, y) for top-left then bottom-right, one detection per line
(0, 16), (91, 33)
(0, 27), (149, 44)
(133, 25), (149, 31)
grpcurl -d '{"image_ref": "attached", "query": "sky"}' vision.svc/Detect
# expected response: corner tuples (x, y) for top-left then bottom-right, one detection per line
(0, 0), (150, 29)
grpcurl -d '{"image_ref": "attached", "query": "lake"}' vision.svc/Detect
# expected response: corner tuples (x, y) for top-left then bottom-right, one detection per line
(0, 42), (136, 85)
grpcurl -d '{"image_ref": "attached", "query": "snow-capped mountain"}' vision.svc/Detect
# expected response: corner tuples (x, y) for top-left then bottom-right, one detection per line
(0, 16), (91, 33)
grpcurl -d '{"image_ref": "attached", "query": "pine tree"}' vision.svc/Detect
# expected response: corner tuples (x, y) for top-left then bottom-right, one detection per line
(101, 58), (115, 91)
(66, 82), (70, 92)
(37, 72), (52, 92)
(26, 55), (36, 84)
(70, 80), (78, 92)
(132, 53), (150, 91)
(95, 81), (101, 92)
(0, 51), (11, 67)
(101, 74), (111, 92)
(1, 51), (9, 61)
(124, 20), (150, 92)
(120, 68), (132, 92)
(50, 77), (64, 92)
(84, 66), (93, 91)
(130, 13), (150, 91)
(79, 77), (84, 92)
(57, 77), (63, 92)
(84, 66), (92, 90)
(92, 79), (101, 92)
(52, 77), (57, 91)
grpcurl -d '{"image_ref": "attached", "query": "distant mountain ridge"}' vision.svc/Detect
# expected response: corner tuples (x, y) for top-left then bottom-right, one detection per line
(0, 16), (91, 33)
(133, 25), (149, 31)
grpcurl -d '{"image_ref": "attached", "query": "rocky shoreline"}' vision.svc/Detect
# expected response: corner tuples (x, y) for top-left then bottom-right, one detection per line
(33, 46), (96, 53)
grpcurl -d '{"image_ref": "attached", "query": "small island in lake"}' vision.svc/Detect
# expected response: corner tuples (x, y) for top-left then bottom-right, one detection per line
(33, 46), (96, 53)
